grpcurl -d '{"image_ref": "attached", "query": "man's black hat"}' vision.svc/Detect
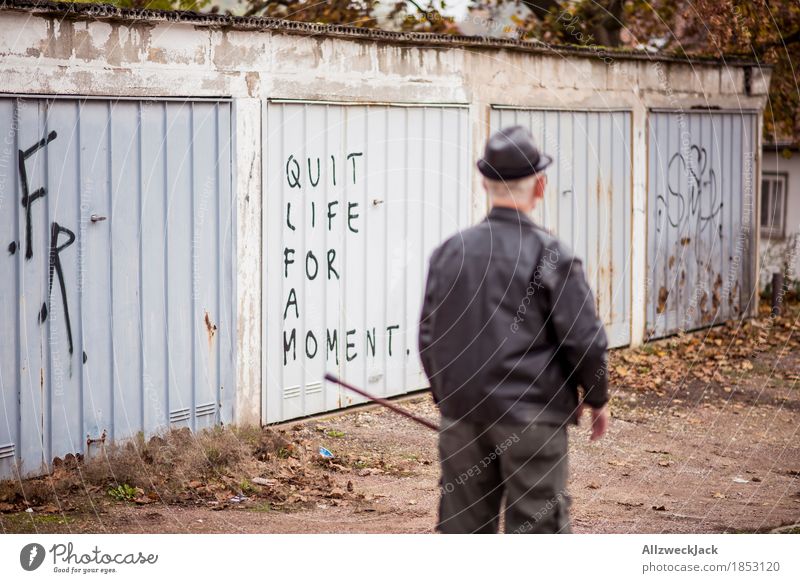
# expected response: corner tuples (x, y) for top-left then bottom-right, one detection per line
(476, 125), (553, 180)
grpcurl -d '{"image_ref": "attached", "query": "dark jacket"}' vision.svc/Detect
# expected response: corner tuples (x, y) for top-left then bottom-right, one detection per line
(418, 206), (609, 426)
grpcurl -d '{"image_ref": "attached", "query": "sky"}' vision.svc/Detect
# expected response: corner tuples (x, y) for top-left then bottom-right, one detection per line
(443, 0), (471, 19)
(214, 0), (475, 19)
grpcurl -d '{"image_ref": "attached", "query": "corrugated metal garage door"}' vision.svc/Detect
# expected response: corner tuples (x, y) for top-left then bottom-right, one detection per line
(646, 111), (757, 338)
(0, 96), (235, 479)
(264, 101), (470, 423)
(490, 107), (633, 348)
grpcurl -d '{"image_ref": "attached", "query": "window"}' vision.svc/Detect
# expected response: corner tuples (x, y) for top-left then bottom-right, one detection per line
(761, 173), (787, 238)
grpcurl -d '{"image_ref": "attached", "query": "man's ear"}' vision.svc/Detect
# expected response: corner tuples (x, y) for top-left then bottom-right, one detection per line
(533, 174), (546, 200)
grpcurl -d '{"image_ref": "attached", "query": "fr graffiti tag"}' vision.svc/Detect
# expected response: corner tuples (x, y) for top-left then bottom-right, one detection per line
(12, 131), (79, 363)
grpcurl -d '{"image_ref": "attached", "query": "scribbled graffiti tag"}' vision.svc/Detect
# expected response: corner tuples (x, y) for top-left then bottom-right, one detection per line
(655, 145), (722, 243)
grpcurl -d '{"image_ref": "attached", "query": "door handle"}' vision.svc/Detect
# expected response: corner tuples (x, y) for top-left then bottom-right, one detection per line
(90, 214), (107, 223)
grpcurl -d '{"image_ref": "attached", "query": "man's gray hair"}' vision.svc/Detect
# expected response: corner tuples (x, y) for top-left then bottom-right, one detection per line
(483, 174), (538, 199)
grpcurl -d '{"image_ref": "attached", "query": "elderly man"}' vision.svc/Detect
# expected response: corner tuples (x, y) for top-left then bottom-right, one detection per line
(418, 125), (610, 534)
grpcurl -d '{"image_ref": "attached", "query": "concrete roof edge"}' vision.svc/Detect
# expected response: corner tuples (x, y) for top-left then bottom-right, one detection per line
(0, 0), (772, 69)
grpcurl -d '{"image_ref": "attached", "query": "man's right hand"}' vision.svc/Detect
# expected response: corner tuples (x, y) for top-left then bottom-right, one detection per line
(577, 403), (609, 441)
(589, 405), (609, 441)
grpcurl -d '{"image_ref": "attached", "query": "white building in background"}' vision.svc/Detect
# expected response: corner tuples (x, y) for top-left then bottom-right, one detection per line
(760, 145), (800, 290)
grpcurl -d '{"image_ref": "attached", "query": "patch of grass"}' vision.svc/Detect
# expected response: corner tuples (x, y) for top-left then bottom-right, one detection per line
(249, 502), (272, 513)
(748, 360), (774, 376)
(232, 425), (264, 448)
(0, 476), (58, 507)
(4, 423), (360, 527)
(0, 479), (20, 502)
(237, 427), (292, 462)
(325, 429), (346, 439)
(0, 511), (76, 534)
(29, 513), (72, 524)
(770, 523), (800, 534)
(107, 484), (137, 502)
(239, 479), (256, 495)
(195, 426), (250, 474)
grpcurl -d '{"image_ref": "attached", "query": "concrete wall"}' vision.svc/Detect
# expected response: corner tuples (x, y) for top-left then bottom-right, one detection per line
(0, 5), (771, 427)
(760, 150), (800, 288)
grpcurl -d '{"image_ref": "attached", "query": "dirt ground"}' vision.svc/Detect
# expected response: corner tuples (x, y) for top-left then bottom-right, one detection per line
(2, 305), (800, 534)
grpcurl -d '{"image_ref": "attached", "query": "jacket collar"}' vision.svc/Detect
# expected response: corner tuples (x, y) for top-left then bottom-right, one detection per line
(486, 205), (535, 226)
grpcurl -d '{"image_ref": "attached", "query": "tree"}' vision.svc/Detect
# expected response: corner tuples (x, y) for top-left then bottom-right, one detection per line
(625, 0), (800, 146)
(236, 0), (455, 32)
(69, 0), (211, 11)
(471, 0), (800, 146)
(65, 0), (799, 143)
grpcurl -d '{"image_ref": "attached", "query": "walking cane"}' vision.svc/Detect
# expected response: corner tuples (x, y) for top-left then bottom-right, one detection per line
(323, 373), (438, 431)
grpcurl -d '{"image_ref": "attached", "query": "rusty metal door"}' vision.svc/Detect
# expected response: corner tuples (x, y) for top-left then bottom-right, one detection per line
(263, 101), (470, 423)
(490, 107), (633, 348)
(0, 96), (235, 479)
(646, 110), (757, 339)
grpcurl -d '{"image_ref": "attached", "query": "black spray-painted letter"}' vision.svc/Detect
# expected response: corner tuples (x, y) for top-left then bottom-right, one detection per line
(42, 222), (75, 355)
(19, 131), (57, 260)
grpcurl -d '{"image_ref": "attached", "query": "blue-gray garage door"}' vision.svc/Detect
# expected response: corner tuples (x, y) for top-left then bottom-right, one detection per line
(0, 97), (235, 479)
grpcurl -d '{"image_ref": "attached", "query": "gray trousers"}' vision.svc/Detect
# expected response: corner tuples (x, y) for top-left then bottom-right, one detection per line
(436, 416), (572, 534)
